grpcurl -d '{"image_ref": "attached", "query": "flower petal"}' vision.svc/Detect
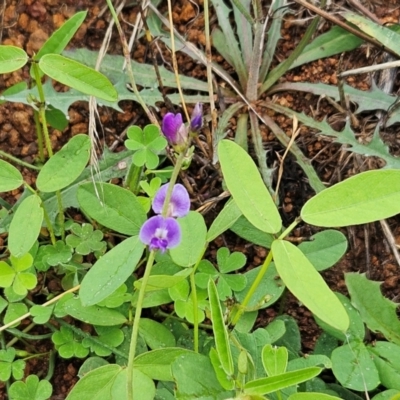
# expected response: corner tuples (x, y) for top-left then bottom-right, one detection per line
(161, 113), (183, 144)
(139, 215), (181, 252)
(152, 183), (190, 217)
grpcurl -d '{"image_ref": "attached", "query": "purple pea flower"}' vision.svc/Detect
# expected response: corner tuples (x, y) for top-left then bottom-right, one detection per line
(152, 183), (190, 218)
(139, 215), (181, 252)
(190, 103), (203, 132)
(161, 112), (188, 149)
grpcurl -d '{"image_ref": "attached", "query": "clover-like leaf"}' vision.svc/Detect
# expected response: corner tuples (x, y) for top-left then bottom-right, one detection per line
(66, 223), (106, 256)
(125, 124), (167, 169)
(52, 326), (89, 359)
(0, 254), (37, 297)
(169, 280), (208, 323)
(9, 374), (52, 400)
(97, 284), (131, 308)
(195, 247), (247, 300)
(81, 326), (124, 357)
(0, 348), (26, 381)
(30, 305), (54, 324)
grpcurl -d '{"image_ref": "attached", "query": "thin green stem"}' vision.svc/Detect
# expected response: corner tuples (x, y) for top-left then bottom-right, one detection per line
(161, 145), (190, 217)
(0, 150), (41, 170)
(41, 201), (56, 245)
(33, 111), (45, 163)
(189, 272), (199, 352)
(125, 164), (143, 194)
(44, 350), (56, 381)
(127, 250), (156, 400)
(231, 218), (301, 325)
(105, 0), (157, 125)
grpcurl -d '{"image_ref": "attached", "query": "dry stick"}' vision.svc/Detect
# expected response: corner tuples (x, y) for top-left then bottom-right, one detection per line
(292, 0), (400, 59)
(0, 285), (80, 333)
(380, 219), (400, 268)
(274, 116), (301, 203)
(345, 0), (381, 24)
(338, 59), (400, 78)
(166, 0), (189, 122)
(204, 0), (217, 160)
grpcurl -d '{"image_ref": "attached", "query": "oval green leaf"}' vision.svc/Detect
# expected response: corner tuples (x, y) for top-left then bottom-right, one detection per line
(208, 279), (234, 376)
(218, 140), (281, 233)
(35, 12), (87, 60)
(77, 182), (146, 235)
(302, 169), (400, 227)
(36, 134), (91, 192)
(244, 367), (322, 395)
(0, 46), (28, 74)
(63, 297), (127, 326)
(170, 211), (207, 267)
(298, 230), (347, 271)
(288, 393), (342, 400)
(0, 159), (23, 192)
(8, 195), (43, 257)
(272, 240), (349, 332)
(134, 348), (193, 381)
(39, 54), (118, 102)
(80, 236), (144, 306)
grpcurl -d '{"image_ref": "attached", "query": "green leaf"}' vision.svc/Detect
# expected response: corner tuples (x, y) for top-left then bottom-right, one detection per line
(34, 12), (87, 60)
(218, 140), (281, 234)
(31, 305), (54, 324)
(39, 54), (118, 102)
(77, 182), (146, 235)
(208, 279), (234, 375)
(315, 292), (365, 343)
(134, 348), (193, 381)
(302, 170), (400, 227)
(288, 394), (341, 400)
(3, 302), (28, 328)
(343, 12), (400, 57)
(345, 273), (400, 345)
(139, 318), (176, 349)
(0, 159), (23, 192)
(0, 45), (28, 74)
(331, 341), (380, 391)
(369, 342), (400, 390)
(170, 211), (207, 267)
(262, 344), (288, 376)
(36, 134), (91, 192)
(272, 240), (349, 332)
(66, 364), (155, 400)
(290, 26), (363, 69)
(80, 236), (144, 306)
(298, 230), (347, 271)
(125, 124), (167, 169)
(207, 198), (242, 242)
(0, 261), (15, 287)
(234, 262), (284, 310)
(8, 195), (43, 258)
(9, 375), (52, 400)
(171, 352), (232, 399)
(62, 297), (127, 326)
(230, 215), (274, 248)
(244, 367), (322, 395)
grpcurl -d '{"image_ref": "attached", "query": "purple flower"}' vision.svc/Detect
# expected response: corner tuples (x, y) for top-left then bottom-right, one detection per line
(139, 215), (181, 252)
(161, 112), (188, 148)
(152, 183), (190, 218)
(190, 103), (203, 132)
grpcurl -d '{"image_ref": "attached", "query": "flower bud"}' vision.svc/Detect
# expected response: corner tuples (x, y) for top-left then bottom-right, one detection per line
(161, 112), (188, 151)
(190, 103), (203, 132)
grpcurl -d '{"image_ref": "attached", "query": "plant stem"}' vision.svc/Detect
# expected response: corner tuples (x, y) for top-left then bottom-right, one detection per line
(161, 145), (190, 217)
(127, 250), (155, 400)
(0, 150), (41, 170)
(231, 218), (301, 325)
(125, 164), (143, 194)
(33, 111), (45, 163)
